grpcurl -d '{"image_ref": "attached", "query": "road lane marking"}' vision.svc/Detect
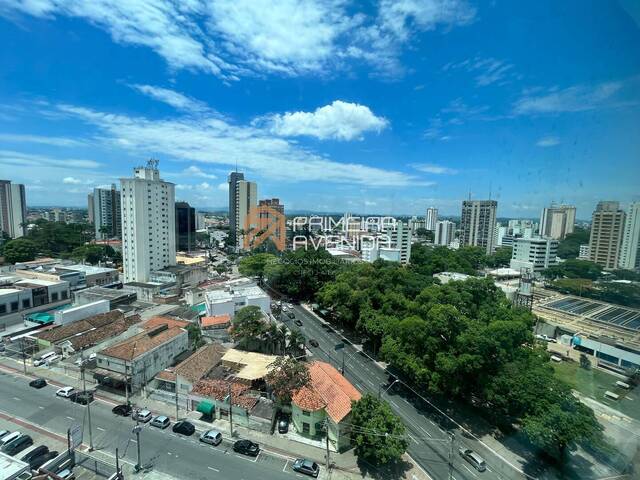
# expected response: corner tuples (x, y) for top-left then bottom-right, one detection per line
(282, 460), (289, 472)
(390, 400), (401, 409)
(13, 397), (20, 401)
(208, 466), (220, 472)
(130, 439), (137, 443)
(407, 433), (419, 444)
(38, 406), (45, 410)
(418, 426), (432, 437)
(66, 416), (74, 420)
(97, 427), (105, 431)
(462, 464), (478, 477)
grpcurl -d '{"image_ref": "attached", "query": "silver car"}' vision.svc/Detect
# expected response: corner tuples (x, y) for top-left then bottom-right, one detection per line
(133, 409), (153, 423)
(199, 429), (223, 446)
(150, 415), (170, 429)
(459, 448), (487, 472)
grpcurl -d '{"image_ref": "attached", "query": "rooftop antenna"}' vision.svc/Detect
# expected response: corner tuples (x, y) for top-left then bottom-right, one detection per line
(488, 181), (492, 200)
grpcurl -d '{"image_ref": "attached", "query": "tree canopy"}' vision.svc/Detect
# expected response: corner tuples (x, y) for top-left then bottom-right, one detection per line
(2, 238), (38, 263)
(238, 253), (277, 278)
(350, 394), (408, 466)
(556, 227), (590, 259)
(543, 259), (602, 280)
(265, 357), (310, 404)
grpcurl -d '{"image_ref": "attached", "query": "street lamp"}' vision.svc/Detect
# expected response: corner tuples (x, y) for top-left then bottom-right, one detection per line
(378, 379), (400, 399)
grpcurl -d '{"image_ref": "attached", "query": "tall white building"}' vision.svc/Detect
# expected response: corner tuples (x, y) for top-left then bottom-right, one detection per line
(93, 184), (121, 240)
(228, 172), (257, 250)
(460, 200), (497, 254)
(120, 160), (176, 283)
(510, 236), (559, 273)
(539, 204), (576, 240)
(0, 180), (27, 239)
(384, 221), (412, 264)
(619, 201), (640, 270)
(425, 207), (438, 231)
(435, 220), (455, 246)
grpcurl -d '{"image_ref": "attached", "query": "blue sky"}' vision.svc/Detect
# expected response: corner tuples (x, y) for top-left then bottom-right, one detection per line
(0, 0), (639, 218)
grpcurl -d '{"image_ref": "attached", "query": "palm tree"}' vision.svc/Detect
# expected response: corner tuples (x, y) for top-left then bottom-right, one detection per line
(287, 328), (306, 357)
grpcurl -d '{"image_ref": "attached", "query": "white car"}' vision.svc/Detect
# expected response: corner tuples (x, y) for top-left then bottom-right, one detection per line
(56, 386), (75, 398)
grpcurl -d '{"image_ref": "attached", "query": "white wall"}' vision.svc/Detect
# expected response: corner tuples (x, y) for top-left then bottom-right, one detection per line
(54, 300), (110, 325)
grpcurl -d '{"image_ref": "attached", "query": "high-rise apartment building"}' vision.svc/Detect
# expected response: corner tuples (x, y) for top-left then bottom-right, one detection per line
(589, 201), (625, 269)
(0, 179), (27, 239)
(384, 221), (412, 264)
(228, 172), (257, 250)
(425, 207), (438, 231)
(510, 236), (558, 273)
(539, 204), (576, 240)
(93, 184), (122, 240)
(435, 220), (455, 246)
(619, 201), (640, 270)
(120, 160), (176, 283)
(460, 200), (497, 254)
(175, 201), (196, 252)
(87, 193), (94, 224)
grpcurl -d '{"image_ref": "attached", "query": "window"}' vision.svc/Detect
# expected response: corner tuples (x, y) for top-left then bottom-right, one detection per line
(10, 301), (19, 312)
(51, 292), (58, 301)
(0, 304), (5, 314)
(302, 422), (310, 434)
(302, 410), (310, 417)
(22, 299), (30, 308)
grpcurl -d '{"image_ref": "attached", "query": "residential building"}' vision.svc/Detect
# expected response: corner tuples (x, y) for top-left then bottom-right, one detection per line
(0, 277), (70, 317)
(510, 236), (559, 273)
(435, 220), (455, 246)
(150, 264), (208, 288)
(154, 343), (227, 394)
(0, 179), (27, 238)
(87, 193), (94, 224)
(619, 201), (640, 270)
(228, 172), (257, 250)
(292, 361), (361, 451)
(539, 204), (576, 240)
(361, 243), (401, 263)
(384, 221), (411, 264)
(64, 264), (119, 287)
(176, 201), (196, 252)
(93, 184), (122, 240)
(578, 244), (591, 260)
(244, 198), (285, 250)
(460, 200), (497, 254)
(196, 212), (206, 230)
(120, 160), (176, 283)
(205, 284), (270, 319)
(589, 201), (626, 269)
(425, 207), (438, 231)
(94, 316), (189, 392)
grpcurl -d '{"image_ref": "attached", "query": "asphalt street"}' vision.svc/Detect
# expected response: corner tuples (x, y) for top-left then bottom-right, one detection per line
(0, 367), (319, 480)
(287, 304), (526, 480)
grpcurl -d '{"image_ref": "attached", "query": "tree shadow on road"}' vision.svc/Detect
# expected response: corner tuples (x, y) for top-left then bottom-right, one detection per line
(355, 457), (414, 480)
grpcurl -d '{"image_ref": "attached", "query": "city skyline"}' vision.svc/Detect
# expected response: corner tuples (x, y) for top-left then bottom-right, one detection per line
(0, 1), (639, 217)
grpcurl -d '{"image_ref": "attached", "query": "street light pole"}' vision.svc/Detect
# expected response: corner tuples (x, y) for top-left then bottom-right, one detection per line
(133, 424), (142, 472)
(378, 379), (399, 399)
(227, 383), (233, 437)
(80, 351), (94, 451)
(448, 432), (455, 480)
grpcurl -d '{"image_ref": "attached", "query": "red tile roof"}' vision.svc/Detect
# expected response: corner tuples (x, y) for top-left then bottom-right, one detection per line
(200, 315), (231, 328)
(292, 361), (361, 423)
(191, 379), (258, 410)
(143, 316), (190, 330)
(99, 324), (186, 361)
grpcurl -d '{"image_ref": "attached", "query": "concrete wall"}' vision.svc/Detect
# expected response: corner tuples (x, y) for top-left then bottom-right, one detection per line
(54, 300), (110, 325)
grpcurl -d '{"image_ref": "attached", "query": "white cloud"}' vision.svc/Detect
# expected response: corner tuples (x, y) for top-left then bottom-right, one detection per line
(198, 182), (212, 190)
(513, 81), (631, 115)
(268, 100), (388, 141)
(217, 182), (228, 191)
(411, 163), (458, 174)
(444, 56), (515, 87)
(131, 85), (210, 113)
(55, 102), (422, 187)
(0, 133), (83, 147)
(63, 177), (82, 184)
(536, 136), (561, 147)
(183, 165), (217, 179)
(0, 0), (474, 78)
(0, 150), (101, 169)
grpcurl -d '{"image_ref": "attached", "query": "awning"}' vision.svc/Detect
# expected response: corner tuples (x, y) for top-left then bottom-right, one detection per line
(196, 400), (215, 416)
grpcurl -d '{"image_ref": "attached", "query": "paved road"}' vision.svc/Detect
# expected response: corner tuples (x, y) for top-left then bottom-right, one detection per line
(286, 304), (526, 480)
(0, 368), (319, 480)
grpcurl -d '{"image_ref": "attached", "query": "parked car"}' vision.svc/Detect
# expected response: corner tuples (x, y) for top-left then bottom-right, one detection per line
(21, 445), (49, 463)
(277, 417), (289, 434)
(56, 386), (75, 398)
(172, 421), (195, 436)
(292, 458), (320, 478)
(112, 404), (132, 416)
(56, 468), (75, 479)
(29, 450), (58, 470)
(2, 434), (33, 456)
(309, 339), (319, 348)
(33, 352), (57, 367)
(133, 409), (153, 423)
(29, 378), (47, 389)
(151, 416), (171, 429)
(458, 448), (487, 472)
(287, 311), (295, 319)
(0, 431), (20, 447)
(0, 430), (11, 441)
(44, 354), (61, 365)
(294, 319), (303, 326)
(233, 439), (260, 456)
(69, 391), (94, 405)
(199, 429), (223, 446)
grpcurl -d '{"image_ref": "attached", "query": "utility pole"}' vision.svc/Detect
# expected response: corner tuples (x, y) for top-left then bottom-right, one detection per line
(448, 432), (455, 480)
(80, 351), (94, 451)
(115, 448), (121, 480)
(124, 360), (129, 405)
(175, 386), (179, 420)
(133, 424), (142, 472)
(325, 420), (331, 472)
(228, 383), (234, 437)
(20, 338), (27, 374)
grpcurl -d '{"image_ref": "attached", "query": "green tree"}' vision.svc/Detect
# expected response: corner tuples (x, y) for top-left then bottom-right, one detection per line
(543, 259), (602, 280)
(230, 306), (267, 350)
(70, 244), (117, 264)
(186, 323), (206, 349)
(486, 247), (513, 268)
(238, 253), (277, 279)
(350, 394), (408, 466)
(557, 227), (590, 259)
(3, 238), (38, 263)
(265, 357), (310, 404)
